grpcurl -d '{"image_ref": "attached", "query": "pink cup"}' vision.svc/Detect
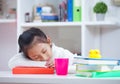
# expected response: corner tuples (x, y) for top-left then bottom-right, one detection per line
(55, 58), (69, 75)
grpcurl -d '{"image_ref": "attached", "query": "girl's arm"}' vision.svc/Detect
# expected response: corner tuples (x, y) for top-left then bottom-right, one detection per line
(8, 53), (46, 69)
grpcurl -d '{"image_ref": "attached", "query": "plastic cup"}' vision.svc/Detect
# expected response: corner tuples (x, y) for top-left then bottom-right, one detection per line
(55, 58), (69, 75)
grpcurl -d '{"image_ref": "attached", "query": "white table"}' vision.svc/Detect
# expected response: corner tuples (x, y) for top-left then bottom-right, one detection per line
(0, 71), (120, 84)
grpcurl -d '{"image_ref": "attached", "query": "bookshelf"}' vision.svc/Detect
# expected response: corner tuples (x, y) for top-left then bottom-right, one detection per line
(0, 19), (16, 23)
(0, 0), (16, 21)
(0, 0), (119, 83)
(21, 22), (82, 27)
(85, 21), (117, 27)
(17, 0), (120, 58)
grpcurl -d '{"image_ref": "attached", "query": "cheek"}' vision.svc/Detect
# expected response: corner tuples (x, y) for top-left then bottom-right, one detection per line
(27, 49), (40, 60)
(27, 51), (34, 59)
(47, 47), (52, 57)
(44, 49), (52, 60)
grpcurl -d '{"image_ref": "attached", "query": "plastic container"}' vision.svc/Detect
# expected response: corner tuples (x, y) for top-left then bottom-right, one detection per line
(25, 12), (30, 22)
(55, 58), (69, 75)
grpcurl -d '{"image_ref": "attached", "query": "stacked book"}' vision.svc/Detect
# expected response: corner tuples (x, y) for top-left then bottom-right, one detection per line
(73, 57), (120, 77)
(59, 0), (82, 22)
(41, 13), (58, 22)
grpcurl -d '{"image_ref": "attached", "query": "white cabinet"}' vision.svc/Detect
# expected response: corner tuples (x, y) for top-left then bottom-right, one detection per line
(83, 0), (120, 58)
(17, 0), (82, 54)
(17, 0), (120, 58)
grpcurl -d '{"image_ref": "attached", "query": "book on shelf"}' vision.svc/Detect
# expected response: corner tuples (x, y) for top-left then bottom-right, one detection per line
(67, 0), (73, 21)
(41, 13), (58, 21)
(58, 0), (67, 21)
(12, 66), (54, 74)
(73, 57), (120, 65)
(73, 0), (82, 22)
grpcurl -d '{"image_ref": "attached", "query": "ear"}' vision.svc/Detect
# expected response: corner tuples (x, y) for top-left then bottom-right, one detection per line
(47, 36), (52, 44)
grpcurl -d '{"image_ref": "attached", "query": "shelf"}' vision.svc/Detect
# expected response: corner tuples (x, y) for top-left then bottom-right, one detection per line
(0, 71), (120, 84)
(21, 21), (118, 28)
(0, 19), (16, 23)
(21, 22), (82, 28)
(16, 0), (120, 60)
(85, 21), (117, 26)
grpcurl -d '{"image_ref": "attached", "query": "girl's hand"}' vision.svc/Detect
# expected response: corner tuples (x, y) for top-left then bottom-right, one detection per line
(45, 59), (55, 68)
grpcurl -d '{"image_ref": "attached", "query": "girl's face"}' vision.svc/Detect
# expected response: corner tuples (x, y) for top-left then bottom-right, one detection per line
(27, 43), (52, 61)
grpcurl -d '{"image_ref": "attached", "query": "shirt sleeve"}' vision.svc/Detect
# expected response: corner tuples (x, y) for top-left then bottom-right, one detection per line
(61, 48), (76, 65)
(8, 53), (46, 69)
(53, 45), (77, 65)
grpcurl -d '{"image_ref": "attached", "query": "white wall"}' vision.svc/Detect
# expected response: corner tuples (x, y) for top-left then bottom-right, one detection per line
(36, 27), (81, 54)
(100, 0), (120, 59)
(0, 0), (17, 71)
(0, 23), (17, 70)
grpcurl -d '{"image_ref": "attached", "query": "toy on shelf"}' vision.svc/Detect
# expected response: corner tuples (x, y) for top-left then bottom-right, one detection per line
(88, 49), (102, 59)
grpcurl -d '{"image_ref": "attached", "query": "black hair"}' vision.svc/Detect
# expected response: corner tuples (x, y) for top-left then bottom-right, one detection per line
(18, 27), (47, 56)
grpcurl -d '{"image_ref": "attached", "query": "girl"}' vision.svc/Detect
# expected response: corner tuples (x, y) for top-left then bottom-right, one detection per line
(8, 27), (77, 70)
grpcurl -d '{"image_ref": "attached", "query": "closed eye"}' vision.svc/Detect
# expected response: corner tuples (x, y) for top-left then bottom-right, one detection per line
(42, 49), (47, 54)
(31, 55), (42, 61)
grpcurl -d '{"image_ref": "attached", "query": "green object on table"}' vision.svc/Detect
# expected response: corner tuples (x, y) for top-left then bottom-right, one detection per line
(92, 70), (120, 78)
(76, 70), (120, 78)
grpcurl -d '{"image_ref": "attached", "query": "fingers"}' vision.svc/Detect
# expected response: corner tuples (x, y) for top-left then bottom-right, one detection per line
(47, 63), (55, 68)
(45, 60), (55, 68)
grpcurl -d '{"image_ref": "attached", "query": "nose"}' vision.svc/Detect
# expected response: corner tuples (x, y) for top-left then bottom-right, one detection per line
(41, 55), (48, 61)
(39, 54), (45, 61)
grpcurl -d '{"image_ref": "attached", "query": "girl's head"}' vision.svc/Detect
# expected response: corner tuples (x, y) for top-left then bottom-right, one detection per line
(18, 27), (52, 61)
